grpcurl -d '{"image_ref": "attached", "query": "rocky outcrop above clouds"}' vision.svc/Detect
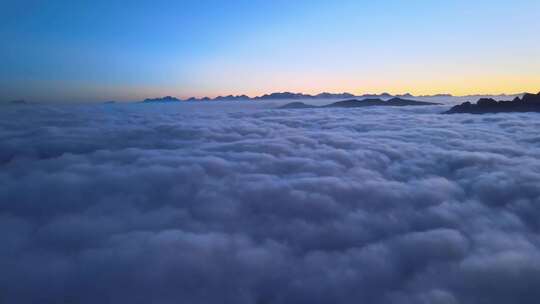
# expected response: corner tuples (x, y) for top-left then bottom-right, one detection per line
(445, 92), (540, 114)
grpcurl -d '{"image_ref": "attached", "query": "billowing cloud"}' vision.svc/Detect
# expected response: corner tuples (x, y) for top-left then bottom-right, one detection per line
(1, 103), (540, 303)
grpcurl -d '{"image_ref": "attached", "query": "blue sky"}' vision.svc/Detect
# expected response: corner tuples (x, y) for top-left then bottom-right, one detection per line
(1, 0), (539, 102)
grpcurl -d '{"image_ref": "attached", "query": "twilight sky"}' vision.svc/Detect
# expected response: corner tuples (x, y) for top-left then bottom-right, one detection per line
(1, 0), (539, 102)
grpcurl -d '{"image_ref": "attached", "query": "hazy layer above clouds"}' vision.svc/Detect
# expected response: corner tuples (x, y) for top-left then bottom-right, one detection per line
(1, 102), (540, 304)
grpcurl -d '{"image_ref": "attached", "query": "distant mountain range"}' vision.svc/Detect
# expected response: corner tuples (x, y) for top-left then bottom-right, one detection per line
(142, 92), (462, 103)
(445, 92), (540, 114)
(280, 98), (440, 109)
(143, 96), (183, 103)
(1, 92), (527, 105)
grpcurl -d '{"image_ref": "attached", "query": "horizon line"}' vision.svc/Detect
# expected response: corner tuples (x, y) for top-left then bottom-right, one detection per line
(5, 90), (538, 104)
(150, 90), (534, 101)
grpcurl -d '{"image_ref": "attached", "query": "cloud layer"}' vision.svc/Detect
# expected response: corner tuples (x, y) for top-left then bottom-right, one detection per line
(2, 103), (540, 303)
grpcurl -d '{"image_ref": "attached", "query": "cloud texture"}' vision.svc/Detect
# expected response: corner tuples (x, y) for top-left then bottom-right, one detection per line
(1, 103), (540, 303)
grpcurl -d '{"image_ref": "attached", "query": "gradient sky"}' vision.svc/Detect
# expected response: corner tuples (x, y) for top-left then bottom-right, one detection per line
(1, 0), (539, 102)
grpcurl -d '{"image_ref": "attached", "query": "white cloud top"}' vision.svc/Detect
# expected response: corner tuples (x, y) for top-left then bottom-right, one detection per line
(1, 103), (540, 303)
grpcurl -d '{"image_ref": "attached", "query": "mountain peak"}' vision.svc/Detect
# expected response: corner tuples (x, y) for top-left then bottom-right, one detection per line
(445, 91), (540, 114)
(143, 96), (181, 103)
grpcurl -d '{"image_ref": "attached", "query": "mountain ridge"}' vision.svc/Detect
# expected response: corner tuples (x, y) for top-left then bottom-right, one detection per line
(279, 97), (440, 109)
(444, 92), (540, 114)
(141, 92), (454, 103)
(141, 92), (528, 104)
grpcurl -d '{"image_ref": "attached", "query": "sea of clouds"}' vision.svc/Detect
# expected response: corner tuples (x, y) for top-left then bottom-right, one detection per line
(1, 101), (540, 304)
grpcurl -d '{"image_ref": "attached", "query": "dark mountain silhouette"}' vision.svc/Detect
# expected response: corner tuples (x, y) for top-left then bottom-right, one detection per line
(444, 92), (540, 114)
(460, 93), (526, 98)
(214, 95), (251, 101)
(255, 92), (313, 100)
(143, 96), (181, 103)
(243, 91), (406, 101)
(279, 102), (317, 109)
(327, 97), (439, 107)
(315, 92), (356, 99)
(396, 93), (414, 98)
(140, 92), (521, 104)
(418, 93), (454, 98)
(356, 93), (393, 99)
(141, 92), (401, 103)
(256, 92), (413, 101)
(280, 97), (440, 109)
